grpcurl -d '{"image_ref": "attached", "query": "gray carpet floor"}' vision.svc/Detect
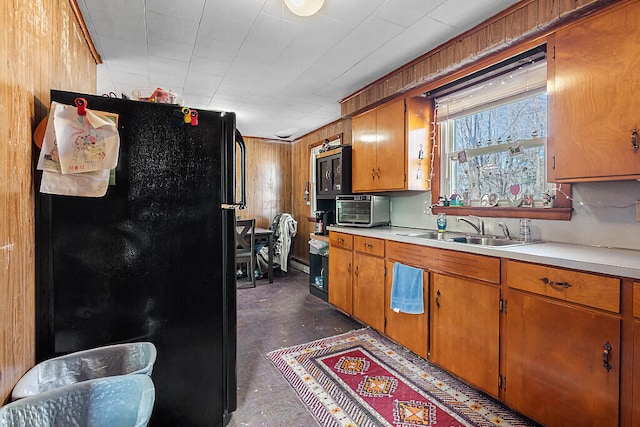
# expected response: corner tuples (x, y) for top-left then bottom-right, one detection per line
(228, 268), (362, 426)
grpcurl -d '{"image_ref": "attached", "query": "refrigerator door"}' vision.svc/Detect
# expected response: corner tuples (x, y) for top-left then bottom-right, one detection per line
(36, 90), (237, 426)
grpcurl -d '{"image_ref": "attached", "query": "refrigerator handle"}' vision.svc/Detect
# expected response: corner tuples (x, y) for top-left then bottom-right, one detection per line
(235, 129), (247, 210)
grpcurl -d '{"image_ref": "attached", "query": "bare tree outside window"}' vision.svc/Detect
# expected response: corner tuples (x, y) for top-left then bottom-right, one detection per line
(447, 93), (547, 202)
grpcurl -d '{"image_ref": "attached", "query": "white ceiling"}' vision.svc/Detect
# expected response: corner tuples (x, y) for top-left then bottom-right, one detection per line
(77, 0), (520, 140)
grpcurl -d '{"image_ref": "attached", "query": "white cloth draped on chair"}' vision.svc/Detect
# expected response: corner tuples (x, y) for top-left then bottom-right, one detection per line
(258, 213), (297, 273)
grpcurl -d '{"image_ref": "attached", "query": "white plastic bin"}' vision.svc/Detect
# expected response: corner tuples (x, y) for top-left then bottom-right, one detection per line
(12, 342), (157, 400)
(0, 375), (155, 427)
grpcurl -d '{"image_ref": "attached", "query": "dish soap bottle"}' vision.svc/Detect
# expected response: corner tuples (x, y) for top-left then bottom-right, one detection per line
(437, 213), (447, 233)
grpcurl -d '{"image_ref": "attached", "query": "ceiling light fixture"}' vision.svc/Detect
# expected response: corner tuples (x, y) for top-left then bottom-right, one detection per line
(284, 0), (325, 17)
(275, 128), (299, 139)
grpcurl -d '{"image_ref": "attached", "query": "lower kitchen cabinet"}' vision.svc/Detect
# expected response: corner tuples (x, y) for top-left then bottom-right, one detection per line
(504, 260), (621, 427)
(504, 291), (620, 426)
(430, 273), (500, 397)
(384, 259), (429, 358)
(328, 232), (353, 315)
(633, 282), (640, 427)
(352, 236), (385, 332)
(326, 233), (635, 427)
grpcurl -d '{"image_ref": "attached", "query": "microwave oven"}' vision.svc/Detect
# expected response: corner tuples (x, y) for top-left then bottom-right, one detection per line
(336, 195), (390, 227)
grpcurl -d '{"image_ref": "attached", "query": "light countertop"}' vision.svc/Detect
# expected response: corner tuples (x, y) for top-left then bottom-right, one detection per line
(327, 225), (640, 280)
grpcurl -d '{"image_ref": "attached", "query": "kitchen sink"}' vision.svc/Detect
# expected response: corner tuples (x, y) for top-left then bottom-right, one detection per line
(394, 230), (540, 246)
(395, 231), (462, 240)
(394, 231), (438, 239)
(463, 236), (526, 246)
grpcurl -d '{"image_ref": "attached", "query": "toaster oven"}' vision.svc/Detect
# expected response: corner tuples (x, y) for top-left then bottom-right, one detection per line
(336, 195), (390, 227)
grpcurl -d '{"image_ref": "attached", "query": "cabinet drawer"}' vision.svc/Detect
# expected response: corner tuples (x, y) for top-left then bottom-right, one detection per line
(506, 260), (620, 313)
(634, 282), (640, 318)
(387, 240), (498, 283)
(354, 235), (385, 257)
(432, 248), (500, 284)
(387, 241), (435, 269)
(330, 231), (353, 250)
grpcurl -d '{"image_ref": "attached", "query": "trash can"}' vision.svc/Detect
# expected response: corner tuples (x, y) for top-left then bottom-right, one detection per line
(0, 375), (155, 427)
(11, 342), (157, 400)
(309, 239), (329, 301)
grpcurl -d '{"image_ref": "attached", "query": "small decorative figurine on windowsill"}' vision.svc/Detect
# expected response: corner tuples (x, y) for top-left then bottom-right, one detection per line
(542, 191), (555, 208)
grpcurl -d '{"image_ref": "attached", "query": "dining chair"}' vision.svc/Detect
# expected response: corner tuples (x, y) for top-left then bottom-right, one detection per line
(235, 219), (256, 288)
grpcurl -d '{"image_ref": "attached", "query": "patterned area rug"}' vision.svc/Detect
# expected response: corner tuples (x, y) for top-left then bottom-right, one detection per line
(267, 329), (537, 427)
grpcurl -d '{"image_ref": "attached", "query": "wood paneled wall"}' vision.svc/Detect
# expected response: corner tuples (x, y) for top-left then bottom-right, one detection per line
(290, 120), (352, 264)
(340, 0), (620, 116)
(236, 137), (293, 229)
(0, 0), (96, 403)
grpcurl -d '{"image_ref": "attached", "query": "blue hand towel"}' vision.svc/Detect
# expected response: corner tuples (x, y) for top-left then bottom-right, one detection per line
(390, 262), (424, 314)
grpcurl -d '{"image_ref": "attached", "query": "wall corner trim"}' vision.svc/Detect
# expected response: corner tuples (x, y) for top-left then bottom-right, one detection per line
(68, 0), (102, 64)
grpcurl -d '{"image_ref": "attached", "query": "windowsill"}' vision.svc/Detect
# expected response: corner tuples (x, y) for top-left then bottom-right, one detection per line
(431, 206), (572, 221)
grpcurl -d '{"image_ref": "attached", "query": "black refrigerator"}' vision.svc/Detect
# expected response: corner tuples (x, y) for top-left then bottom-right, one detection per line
(35, 90), (243, 426)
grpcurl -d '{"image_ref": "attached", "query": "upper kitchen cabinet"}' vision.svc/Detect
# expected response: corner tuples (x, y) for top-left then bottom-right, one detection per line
(547, 0), (640, 182)
(316, 145), (351, 199)
(352, 97), (431, 192)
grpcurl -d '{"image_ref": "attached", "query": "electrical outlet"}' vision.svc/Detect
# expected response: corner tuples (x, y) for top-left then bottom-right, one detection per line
(637, 200), (640, 222)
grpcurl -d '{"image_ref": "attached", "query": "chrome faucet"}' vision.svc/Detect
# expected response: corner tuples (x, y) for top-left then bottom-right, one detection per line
(498, 222), (511, 239)
(457, 215), (485, 235)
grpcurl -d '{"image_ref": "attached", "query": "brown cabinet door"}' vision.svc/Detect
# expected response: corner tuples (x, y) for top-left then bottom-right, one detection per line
(634, 319), (640, 427)
(330, 156), (342, 193)
(376, 98), (406, 191)
(352, 252), (385, 332)
(352, 109), (378, 192)
(504, 291), (620, 426)
(549, 0), (640, 181)
(430, 273), (500, 396)
(384, 260), (429, 358)
(328, 246), (352, 315)
(317, 156), (331, 194)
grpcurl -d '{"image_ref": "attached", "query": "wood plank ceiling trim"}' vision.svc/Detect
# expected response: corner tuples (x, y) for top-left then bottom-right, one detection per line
(68, 0), (102, 64)
(339, 0), (621, 117)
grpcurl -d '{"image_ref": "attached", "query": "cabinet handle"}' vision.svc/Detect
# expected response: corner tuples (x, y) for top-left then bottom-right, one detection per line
(376, 167), (381, 178)
(364, 243), (373, 249)
(540, 277), (572, 288)
(337, 237), (344, 243)
(354, 265), (359, 277)
(347, 263), (351, 274)
(435, 290), (441, 309)
(603, 341), (613, 372)
(632, 126), (639, 152)
(370, 168), (376, 179)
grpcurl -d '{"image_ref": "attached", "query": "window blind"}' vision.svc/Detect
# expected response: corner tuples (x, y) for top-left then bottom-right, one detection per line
(435, 58), (546, 120)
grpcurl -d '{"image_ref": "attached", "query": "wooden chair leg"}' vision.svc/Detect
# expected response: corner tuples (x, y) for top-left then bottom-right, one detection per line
(250, 257), (256, 288)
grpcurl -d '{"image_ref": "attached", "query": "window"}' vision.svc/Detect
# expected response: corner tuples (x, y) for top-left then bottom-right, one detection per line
(434, 49), (554, 207)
